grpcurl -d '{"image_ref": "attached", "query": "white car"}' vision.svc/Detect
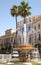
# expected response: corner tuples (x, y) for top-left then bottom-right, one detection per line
(12, 51), (19, 58)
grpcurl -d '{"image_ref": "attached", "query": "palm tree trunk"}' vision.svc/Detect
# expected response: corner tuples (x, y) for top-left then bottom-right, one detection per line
(15, 16), (17, 47)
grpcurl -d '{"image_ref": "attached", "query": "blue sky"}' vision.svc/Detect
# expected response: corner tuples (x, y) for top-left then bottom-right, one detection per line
(0, 0), (41, 36)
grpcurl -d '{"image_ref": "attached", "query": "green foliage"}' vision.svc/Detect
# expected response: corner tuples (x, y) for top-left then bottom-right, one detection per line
(0, 46), (1, 49)
(18, 1), (31, 17)
(0, 45), (5, 50)
(11, 5), (19, 17)
(11, 1), (31, 18)
(35, 43), (41, 49)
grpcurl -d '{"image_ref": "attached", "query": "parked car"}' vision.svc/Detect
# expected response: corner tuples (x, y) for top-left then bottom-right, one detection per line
(11, 51), (19, 58)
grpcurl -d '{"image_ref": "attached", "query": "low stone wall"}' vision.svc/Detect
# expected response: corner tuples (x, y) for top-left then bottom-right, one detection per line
(0, 54), (11, 59)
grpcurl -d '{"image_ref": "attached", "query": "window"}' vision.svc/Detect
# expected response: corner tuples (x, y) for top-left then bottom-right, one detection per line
(5, 38), (10, 43)
(34, 26), (36, 30)
(38, 24), (40, 29)
(35, 35), (36, 40)
(29, 37), (31, 43)
(39, 34), (41, 40)
(29, 20), (31, 22)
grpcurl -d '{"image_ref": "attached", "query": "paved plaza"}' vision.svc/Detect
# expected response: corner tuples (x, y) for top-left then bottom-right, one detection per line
(0, 54), (41, 65)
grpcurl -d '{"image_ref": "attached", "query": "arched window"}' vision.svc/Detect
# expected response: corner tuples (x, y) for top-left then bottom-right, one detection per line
(39, 34), (40, 40)
(29, 37), (31, 43)
(34, 26), (36, 30)
(38, 24), (40, 29)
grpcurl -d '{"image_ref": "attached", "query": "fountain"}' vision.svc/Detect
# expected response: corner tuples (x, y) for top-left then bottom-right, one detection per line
(13, 22), (37, 62)
(13, 21), (40, 62)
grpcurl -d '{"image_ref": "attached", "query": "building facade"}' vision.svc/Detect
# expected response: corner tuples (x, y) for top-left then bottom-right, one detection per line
(29, 15), (41, 45)
(17, 15), (41, 46)
(0, 29), (16, 47)
(0, 15), (41, 47)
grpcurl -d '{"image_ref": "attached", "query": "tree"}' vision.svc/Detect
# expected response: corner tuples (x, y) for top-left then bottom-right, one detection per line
(18, 1), (31, 61)
(19, 1), (31, 23)
(11, 5), (19, 29)
(11, 5), (19, 47)
(10, 1), (31, 61)
(35, 43), (41, 58)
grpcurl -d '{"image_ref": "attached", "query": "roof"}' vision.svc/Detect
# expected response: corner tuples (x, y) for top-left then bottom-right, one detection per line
(18, 15), (41, 23)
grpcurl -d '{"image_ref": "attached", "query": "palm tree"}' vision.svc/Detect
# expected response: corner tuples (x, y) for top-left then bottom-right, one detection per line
(18, 1), (31, 61)
(11, 5), (19, 29)
(19, 1), (31, 23)
(11, 5), (19, 47)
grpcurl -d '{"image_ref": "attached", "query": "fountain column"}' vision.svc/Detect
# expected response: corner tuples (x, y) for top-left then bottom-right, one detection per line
(23, 23), (26, 45)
